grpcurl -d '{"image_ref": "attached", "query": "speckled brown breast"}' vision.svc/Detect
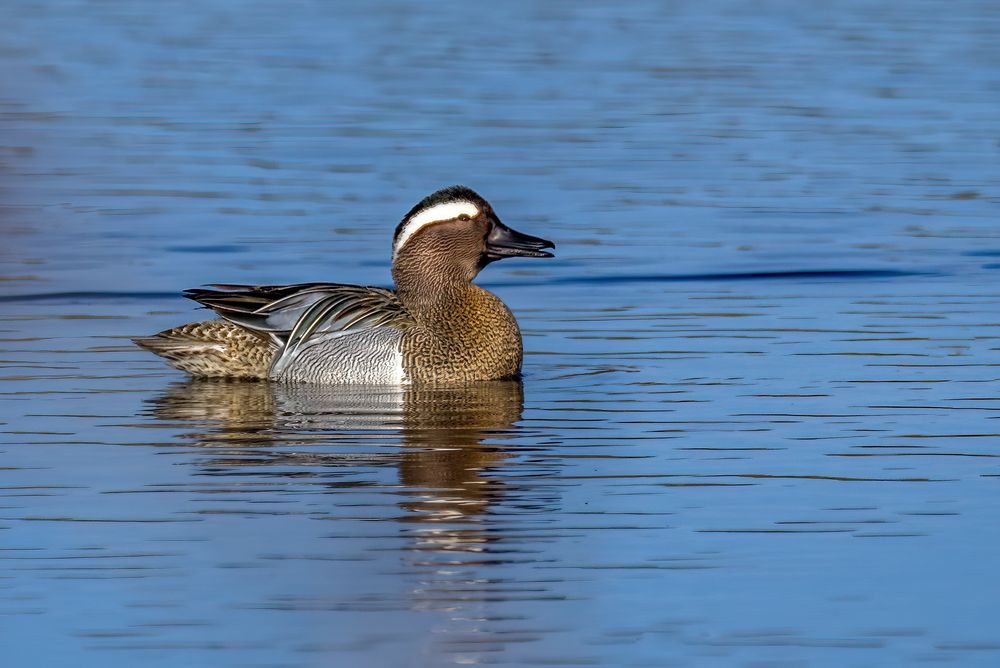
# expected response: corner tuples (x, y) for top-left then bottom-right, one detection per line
(401, 285), (523, 383)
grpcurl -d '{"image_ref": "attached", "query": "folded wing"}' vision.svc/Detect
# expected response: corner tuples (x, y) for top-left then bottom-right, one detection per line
(184, 283), (411, 377)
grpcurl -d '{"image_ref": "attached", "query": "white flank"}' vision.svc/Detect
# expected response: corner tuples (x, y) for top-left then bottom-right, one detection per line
(394, 200), (479, 256)
(390, 341), (406, 385)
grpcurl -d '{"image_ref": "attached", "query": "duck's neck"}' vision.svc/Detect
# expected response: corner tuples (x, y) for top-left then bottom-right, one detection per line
(392, 262), (477, 315)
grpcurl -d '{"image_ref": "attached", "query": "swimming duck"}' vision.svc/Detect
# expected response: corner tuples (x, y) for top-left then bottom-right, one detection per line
(134, 185), (555, 383)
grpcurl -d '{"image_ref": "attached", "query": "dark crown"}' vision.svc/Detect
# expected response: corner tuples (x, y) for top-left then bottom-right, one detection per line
(393, 185), (488, 246)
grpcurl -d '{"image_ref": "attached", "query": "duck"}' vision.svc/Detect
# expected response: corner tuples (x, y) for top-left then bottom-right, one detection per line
(133, 185), (555, 384)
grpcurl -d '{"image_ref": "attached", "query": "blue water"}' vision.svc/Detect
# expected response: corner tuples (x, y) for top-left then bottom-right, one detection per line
(2, 1), (1000, 666)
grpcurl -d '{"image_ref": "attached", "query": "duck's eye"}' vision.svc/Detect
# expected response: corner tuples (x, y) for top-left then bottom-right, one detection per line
(458, 214), (471, 221)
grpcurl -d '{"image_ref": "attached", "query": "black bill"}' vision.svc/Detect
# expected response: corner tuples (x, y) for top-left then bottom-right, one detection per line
(485, 220), (555, 260)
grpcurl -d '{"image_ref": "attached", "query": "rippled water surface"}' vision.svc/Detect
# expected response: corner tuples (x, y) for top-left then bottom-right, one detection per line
(2, 1), (1000, 666)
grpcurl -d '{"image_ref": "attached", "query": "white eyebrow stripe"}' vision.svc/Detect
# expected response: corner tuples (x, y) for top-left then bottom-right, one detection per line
(394, 200), (479, 255)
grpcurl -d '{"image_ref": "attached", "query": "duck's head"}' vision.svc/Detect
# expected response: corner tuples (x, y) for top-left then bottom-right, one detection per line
(392, 185), (554, 285)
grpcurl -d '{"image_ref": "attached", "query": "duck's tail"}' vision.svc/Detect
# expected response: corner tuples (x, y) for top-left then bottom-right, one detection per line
(133, 320), (275, 380)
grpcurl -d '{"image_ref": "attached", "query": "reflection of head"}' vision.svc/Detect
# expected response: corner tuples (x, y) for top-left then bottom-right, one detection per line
(398, 381), (524, 521)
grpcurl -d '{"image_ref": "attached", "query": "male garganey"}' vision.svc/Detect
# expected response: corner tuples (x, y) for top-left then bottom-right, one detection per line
(134, 185), (555, 383)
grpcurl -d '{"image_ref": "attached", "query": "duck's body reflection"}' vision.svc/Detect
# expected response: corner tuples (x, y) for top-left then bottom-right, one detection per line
(147, 378), (524, 528)
(147, 380), (548, 658)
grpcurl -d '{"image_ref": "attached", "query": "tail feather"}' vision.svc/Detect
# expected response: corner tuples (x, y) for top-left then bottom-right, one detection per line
(134, 320), (275, 379)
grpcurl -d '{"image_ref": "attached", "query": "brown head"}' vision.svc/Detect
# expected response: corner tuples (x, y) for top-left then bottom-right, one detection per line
(390, 185), (554, 299)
